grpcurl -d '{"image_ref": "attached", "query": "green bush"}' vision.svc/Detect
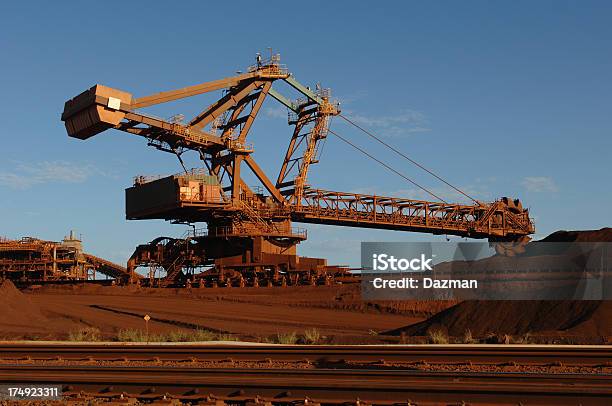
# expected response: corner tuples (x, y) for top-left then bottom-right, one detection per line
(191, 329), (216, 341)
(117, 329), (143, 342)
(216, 333), (239, 342)
(167, 330), (189, 342)
(116, 328), (226, 342)
(462, 329), (475, 344)
(275, 331), (298, 344)
(68, 327), (101, 342)
(146, 333), (167, 342)
(427, 329), (449, 344)
(303, 328), (321, 344)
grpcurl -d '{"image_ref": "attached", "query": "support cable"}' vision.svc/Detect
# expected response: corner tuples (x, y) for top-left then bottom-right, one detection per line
(172, 147), (189, 174)
(339, 114), (479, 204)
(327, 128), (447, 203)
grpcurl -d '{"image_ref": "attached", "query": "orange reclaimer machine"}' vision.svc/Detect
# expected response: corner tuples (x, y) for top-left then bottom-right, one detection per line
(60, 55), (534, 287)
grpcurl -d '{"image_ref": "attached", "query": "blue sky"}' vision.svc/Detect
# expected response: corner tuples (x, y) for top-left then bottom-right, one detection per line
(1, 1), (610, 267)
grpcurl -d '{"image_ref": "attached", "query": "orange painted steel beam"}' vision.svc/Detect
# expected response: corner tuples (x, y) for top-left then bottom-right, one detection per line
(286, 189), (533, 239)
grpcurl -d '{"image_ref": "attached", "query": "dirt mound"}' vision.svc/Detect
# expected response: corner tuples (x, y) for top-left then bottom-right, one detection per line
(539, 227), (612, 242)
(564, 301), (612, 336)
(386, 229), (612, 339)
(0, 279), (48, 328)
(385, 300), (608, 337)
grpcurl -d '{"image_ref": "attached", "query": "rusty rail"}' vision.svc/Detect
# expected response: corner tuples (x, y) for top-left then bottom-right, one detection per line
(0, 343), (610, 365)
(2, 344), (610, 404)
(0, 364), (610, 405)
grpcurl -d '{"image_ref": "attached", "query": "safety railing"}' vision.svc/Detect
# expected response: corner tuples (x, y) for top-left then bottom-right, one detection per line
(133, 174), (164, 185)
(226, 139), (254, 153)
(182, 228), (208, 239)
(247, 53), (288, 76)
(134, 168), (221, 186)
(211, 225), (306, 239)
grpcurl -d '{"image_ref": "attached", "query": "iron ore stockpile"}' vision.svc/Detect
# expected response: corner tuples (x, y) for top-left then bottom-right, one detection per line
(387, 228), (612, 341)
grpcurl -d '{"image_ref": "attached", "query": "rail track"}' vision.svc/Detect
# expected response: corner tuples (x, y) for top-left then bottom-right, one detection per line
(1, 343), (610, 365)
(0, 344), (610, 405)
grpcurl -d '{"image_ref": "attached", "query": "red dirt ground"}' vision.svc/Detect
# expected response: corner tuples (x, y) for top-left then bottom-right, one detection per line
(2, 283), (437, 343)
(1, 228), (609, 344)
